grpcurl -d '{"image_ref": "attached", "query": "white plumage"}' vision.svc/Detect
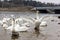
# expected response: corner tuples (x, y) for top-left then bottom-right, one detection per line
(40, 21), (47, 27)
(2, 23), (8, 29)
(6, 17), (29, 32)
(6, 24), (29, 32)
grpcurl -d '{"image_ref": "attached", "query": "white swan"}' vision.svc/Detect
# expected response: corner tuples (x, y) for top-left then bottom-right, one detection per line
(15, 18), (30, 31)
(6, 17), (29, 32)
(1, 17), (11, 26)
(2, 17), (10, 22)
(25, 11), (50, 30)
(27, 11), (48, 26)
(15, 17), (24, 25)
(21, 22), (30, 27)
(35, 12), (49, 28)
(6, 24), (29, 32)
(15, 16), (33, 27)
(0, 17), (11, 29)
(2, 22), (8, 29)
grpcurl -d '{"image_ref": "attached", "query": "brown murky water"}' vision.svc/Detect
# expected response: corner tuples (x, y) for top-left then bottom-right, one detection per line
(0, 12), (60, 40)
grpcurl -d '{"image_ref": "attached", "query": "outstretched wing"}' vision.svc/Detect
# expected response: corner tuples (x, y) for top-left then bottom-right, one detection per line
(22, 17), (34, 24)
(39, 15), (51, 22)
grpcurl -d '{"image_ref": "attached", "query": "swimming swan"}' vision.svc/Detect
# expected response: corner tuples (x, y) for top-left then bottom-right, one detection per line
(25, 11), (50, 31)
(6, 17), (29, 32)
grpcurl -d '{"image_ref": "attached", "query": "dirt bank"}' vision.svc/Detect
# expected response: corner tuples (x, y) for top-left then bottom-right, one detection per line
(0, 6), (34, 12)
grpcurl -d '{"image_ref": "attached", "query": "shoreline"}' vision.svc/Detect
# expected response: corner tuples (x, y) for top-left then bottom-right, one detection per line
(0, 7), (34, 12)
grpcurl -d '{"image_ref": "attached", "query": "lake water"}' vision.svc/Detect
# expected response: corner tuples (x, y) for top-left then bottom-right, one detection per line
(0, 11), (60, 40)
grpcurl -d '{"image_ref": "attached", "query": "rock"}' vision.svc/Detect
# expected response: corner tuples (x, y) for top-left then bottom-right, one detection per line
(58, 16), (60, 19)
(51, 20), (54, 21)
(58, 23), (60, 24)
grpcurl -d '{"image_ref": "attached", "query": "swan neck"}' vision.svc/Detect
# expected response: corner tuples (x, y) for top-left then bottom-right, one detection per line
(11, 18), (15, 31)
(36, 11), (39, 19)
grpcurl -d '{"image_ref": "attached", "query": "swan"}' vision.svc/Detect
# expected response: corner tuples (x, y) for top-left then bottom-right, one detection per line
(2, 22), (8, 29)
(27, 11), (48, 25)
(15, 17), (30, 31)
(0, 17), (11, 29)
(35, 12), (49, 28)
(2, 17), (11, 22)
(0, 15), (29, 32)
(15, 16), (33, 27)
(21, 22), (30, 27)
(6, 17), (29, 32)
(25, 11), (50, 30)
(15, 17), (24, 25)
(15, 18), (29, 31)
(0, 18), (10, 26)
(6, 18), (19, 32)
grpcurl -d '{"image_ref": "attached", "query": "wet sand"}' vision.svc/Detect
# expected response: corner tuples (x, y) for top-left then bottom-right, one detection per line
(0, 12), (60, 40)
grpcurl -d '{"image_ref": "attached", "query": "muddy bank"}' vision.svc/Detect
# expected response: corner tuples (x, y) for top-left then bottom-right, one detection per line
(0, 6), (34, 12)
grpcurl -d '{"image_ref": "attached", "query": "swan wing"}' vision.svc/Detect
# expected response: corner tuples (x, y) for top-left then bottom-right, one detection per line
(22, 17), (34, 24)
(18, 26), (29, 31)
(15, 18), (22, 22)
(15, 25), (29, 32)
(26, 16), (35, 22)
(40, 21), (47, 27)
(39, 15), (50, 22)
(21, 22), (29, 26)
(6, 18), (11, 21)
(6, 26), (13, 31)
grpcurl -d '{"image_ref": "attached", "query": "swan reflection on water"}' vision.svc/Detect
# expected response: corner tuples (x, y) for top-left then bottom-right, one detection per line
(11, 31), (19, 40)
